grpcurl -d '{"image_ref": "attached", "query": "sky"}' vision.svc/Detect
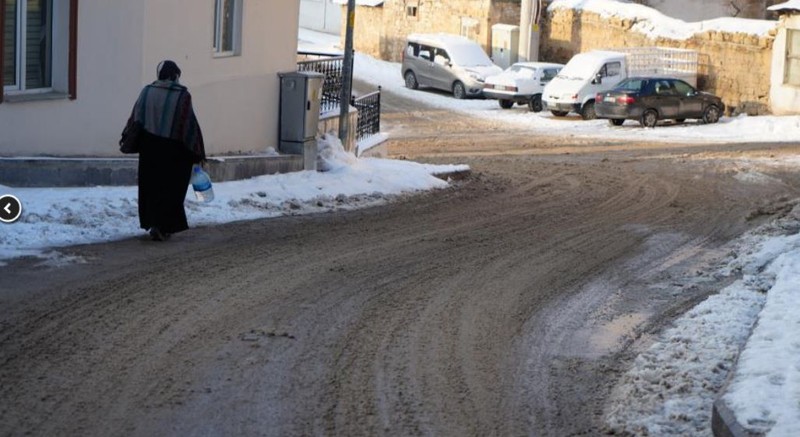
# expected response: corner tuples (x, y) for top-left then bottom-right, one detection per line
(2, 1), (800, 434)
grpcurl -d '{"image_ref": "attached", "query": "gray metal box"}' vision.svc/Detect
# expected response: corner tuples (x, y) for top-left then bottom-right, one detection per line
(279, 71), (324, 145)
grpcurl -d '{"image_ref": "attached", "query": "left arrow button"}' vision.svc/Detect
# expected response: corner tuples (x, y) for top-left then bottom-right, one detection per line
(0, 195), (22, 223)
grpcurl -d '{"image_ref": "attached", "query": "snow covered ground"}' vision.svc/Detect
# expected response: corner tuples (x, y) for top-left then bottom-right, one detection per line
(2, 4), (799, 433)
(0, 134), (467, 265)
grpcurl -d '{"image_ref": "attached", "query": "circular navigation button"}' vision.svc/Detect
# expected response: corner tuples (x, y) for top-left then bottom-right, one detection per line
(0, 195), (22, 224)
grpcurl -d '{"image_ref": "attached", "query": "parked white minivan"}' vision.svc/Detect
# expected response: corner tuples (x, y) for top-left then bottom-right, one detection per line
(402, 33), (502, 99)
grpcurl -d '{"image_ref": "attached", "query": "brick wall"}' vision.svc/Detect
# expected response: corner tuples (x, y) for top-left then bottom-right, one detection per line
(541, 8), (775, 115)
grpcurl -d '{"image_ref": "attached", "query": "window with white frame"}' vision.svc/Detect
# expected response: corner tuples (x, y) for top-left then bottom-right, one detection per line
(213, 0), (242, 56)
(785, 29), (800, 87)
(3, 0), (61, 93)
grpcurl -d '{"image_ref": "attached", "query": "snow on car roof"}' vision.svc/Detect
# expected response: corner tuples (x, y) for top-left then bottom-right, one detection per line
(511, 62), (565, 69)
(557, 51), (626, 80)
(406, 33), (494, 67)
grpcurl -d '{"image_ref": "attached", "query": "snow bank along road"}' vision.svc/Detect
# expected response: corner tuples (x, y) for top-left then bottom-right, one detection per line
(2, 88), (800, 436)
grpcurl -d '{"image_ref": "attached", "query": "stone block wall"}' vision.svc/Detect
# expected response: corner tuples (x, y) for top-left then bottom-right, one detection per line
(541, 9), (775, 115)
(342, 1), (522, 63)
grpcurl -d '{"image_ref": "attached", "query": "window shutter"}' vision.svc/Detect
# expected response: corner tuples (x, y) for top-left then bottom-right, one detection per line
(1, 1), (5, 104)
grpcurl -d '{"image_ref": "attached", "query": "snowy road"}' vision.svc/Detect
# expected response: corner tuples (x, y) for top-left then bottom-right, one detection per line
(4, 94), (800, 435)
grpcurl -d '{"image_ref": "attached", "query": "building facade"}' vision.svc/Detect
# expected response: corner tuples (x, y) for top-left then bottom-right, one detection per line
(300, 0), (342, 35)
(0, 0), (300, 158)
(640, 0), (784, 21)
(769, 1), (800, 114)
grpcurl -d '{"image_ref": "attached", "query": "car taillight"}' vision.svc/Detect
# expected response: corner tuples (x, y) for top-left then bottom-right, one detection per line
(617, 96), (635, 104)
(595, 93), (603, 101)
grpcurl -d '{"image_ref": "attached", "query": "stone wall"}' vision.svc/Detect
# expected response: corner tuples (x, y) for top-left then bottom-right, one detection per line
(541, 8), (775, 115)
(342, 0), (522, 62)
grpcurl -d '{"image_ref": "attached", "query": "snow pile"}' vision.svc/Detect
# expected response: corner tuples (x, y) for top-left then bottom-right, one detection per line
(722, 240), (800, 434)
(317, 133), (359, 172)
(604, 283), (765, 435)
(548, 0), (777, 40)
(0, 149), (468, 264)
(605, 204), (800, 436)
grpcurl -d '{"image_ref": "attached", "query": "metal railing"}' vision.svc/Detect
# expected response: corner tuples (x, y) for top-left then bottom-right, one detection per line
(296, 51), (381, 142)
(351, 87), (381, 142)
(297, 51), (346, 113)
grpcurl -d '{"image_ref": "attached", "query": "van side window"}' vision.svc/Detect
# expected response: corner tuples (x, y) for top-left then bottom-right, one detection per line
(601, 62), (622, 77)
(406, 42), (419, 58)
(434, 48), (451, 65)
(419, 45), (433, 61)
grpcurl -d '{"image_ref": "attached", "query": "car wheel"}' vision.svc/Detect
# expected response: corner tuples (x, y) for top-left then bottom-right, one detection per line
(550, 110), (569, 117)
(404, 71), (418, 90)
(580, 101), (596, 120)
(609, 119), (624, 126)
(529, 95), (543, 112)
(499, 99), (514, 109)
(640, 109), (658, 128)
(703, 105), (721, 124)
(453, 81), (467, 99)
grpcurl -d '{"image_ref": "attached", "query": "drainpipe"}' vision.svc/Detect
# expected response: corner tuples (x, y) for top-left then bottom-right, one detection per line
(339, 0), (356, 144)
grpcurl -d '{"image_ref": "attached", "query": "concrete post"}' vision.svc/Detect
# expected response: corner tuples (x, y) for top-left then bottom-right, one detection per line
(339, 0), (356, 143)
(519, 0), (542, 62)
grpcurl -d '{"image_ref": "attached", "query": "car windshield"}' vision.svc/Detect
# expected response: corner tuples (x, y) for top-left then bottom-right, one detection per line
(448, 43), (494, 67)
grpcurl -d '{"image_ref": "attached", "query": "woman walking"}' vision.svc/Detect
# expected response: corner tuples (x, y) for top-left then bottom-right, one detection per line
(122, 60), (206, 241)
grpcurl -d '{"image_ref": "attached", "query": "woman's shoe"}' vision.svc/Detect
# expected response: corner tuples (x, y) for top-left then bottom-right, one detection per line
(149, 227), (166, 241)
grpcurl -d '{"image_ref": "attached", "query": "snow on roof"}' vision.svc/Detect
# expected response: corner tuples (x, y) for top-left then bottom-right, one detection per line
(331, 0), (384, 6)
(512, 61), (565, 69)
(769, 0), (800, 12)
(549, 0), (777, 40)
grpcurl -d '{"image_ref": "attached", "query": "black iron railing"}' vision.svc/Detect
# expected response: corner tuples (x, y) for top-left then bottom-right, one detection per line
(296, 51), (381, 143)
(297, 51), (346, 113)
(351, 87), (381, 142)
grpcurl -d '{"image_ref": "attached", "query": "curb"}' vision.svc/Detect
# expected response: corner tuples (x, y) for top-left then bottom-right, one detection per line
(712, 398), (764, 437)
(0, 155), (304, 187)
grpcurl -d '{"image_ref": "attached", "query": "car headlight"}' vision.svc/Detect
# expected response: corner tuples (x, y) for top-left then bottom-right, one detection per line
(468, 72), (484, 82)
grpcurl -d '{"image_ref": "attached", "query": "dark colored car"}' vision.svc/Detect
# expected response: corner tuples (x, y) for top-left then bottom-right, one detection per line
(595, 77), (725, 128)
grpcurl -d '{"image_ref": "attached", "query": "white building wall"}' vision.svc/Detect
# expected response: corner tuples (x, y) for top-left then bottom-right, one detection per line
(770, 14), (800, 115)
(142, 0), (300, 156)
(299, 0), (341, 35)
(0, 0), (300, 157)
(0, 0), (146, 157)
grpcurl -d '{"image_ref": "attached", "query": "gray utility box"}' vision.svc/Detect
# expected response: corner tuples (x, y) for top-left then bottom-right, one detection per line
(492, 24), (519, 69)
(279, 71), (324, 170)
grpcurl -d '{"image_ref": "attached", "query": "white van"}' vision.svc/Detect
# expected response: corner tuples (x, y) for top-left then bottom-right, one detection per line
(542, 48), (698, 120)
(542, 51), (627, 120)
(402, 33), (502, 99)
